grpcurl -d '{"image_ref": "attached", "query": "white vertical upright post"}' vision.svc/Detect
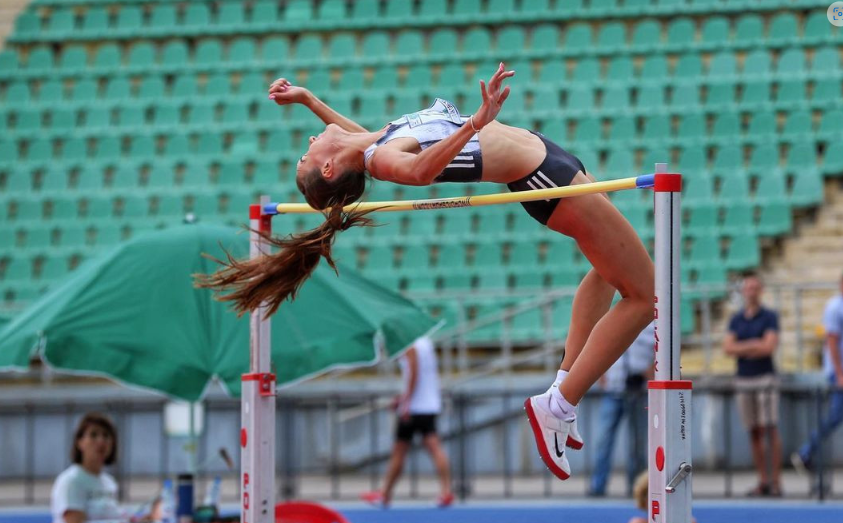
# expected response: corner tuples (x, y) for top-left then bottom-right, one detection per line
(650, 165), (692, 523)
(242, 196), (276, 523)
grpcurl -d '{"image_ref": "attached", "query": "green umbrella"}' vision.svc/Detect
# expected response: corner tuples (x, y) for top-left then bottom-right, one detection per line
(0, 225), (436, 400)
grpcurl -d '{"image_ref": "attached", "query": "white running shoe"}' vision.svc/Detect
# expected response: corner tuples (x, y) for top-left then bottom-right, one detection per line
(524, 393), (573, 481)
(545, 385), (584, 450)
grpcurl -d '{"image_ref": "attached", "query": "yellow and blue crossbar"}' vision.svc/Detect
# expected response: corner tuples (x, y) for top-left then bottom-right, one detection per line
(263, 174), (656, 215)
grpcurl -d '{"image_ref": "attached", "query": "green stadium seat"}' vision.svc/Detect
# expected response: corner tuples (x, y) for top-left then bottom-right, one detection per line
(700, 16), (728, 47)
(93, 44), (121, 69)
(60, 137), (87, 162)
(138, 76), (165, 99)
(538, 59), (565, 85)
(13, 11), (41, 39)
(822, 143), (843, 176)
(93, 136), (120, 161)
(813, 78), (841, 105)
(118, 105), (145, 128)
(721, 201), (754, 236)
(708, 51), (737, 78)
(734, 14), (763, 46)
(192, 193), (220, 217)
(394, 30), (423, 59)
(39, 79), (65, 103)
(56, 223), (86, 249)
(197, 132), (223, 155)
(164, 133), (189, 156)
(707, 82), (736, 108)
(196, 40), (223, 65)
(573, 116), (601, 143)
(711, 112), (739, 139)
(497, 26), (526, 56)
(748, 143), (779, 175)
(674, 53), (702, 78)
(259, 36), (289, 64)
(789, 168), (823, 206)
(509, 240), (540, 269)
(294, 34), (323, 63)
(351, 0), (379, 21)
(128, 42), (156, 68)
(75, 167), (104, 192)
(597, 22), (626, 52)
(162, 42), (189, 67)
(640, 55), (668, 79)
(209, 72), (232, 99)
(95, 224), (123, 246)
(27, 46), (54, 70)
(756, 201), (791, 236)
(83, 106), (110, 129)
(6, 81), (31, 104)
(607, 57), (634, 81)
(186, 3), (212, 27)
(361, 31), (390, 63)
(128, 135), (154, 158)
(47, 8), (75, 39)
(768, 12), (798, 48)
(742, 50), (771, 78)
(429, 28), (457, 59)
(819, 108), (843, 140)
(17, 109), (42, 132)
(371, 66), (399, 92)
(713, 145), (742, 173)
(326, 33), (356, 61)
(563, 24), (593, 53)
(747, 109), (776, 140)
(787, 141), (818, 170)
(685, 203), (718, 237)
(606, 116), (634, 143)
(683, 174), (713, 207)
(677, 114), (705, 143)
(812, 47), (841, 76)
(777, 79), (807, 107)
(671, 83), (700, 109)
(638, 85), (666, 109)
(284, 0), (313, 24)
(782, 109), (813, 137)
(530, 24), (560, 56)
(476, 271), (508, 291)
(0, 49), (19, 74)
(643, 115), (670, 142)
(632, 19), (662, 51)
(153, 193), (185, 218)
(804, 11), (835, 45)
(251, 1), (280, 29)
(724, 232), (759, 270)
(357, 93), (386, 120)
(82, 7), (109, 37)
(686, 235), (720, 270)
(222, 100), (248, 123)
(464, 28), (493, 58)
(116, 6), (142, 35)
(150, 4), (178, 32)
(566, 86), (594, 112)
(104, 77), (131, 100)
(188, 100), (214, 126)
(385, 0), (413, 21)
(777, 48), (806, 77)
(453, 0), (481, 21)
(473, 242), (504, 268)
(153, 105), (180, 129)
(173, 74), (199, 98)
(217, 2), (247, 30)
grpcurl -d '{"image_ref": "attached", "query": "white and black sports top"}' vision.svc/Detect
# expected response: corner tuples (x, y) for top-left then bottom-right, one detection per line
(363, 98), (483, 183)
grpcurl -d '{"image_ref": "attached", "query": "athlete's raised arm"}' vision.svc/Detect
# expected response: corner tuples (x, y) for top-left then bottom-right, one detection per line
(267, 78), (369, 133)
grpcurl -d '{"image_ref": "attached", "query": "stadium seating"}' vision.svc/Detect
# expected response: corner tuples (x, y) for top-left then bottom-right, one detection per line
(1, 1), (841, 343)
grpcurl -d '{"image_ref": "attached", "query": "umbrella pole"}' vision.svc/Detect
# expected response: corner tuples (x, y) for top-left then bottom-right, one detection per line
(242, 196), (276, 523)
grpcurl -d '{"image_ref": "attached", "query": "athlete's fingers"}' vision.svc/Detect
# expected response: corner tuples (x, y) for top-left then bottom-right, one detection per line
(498, 85), (511, 105)
(479, 79), (488, 102)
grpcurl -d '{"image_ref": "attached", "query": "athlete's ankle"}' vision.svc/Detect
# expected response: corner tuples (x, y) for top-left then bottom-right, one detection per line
(549, 386), (577, 421)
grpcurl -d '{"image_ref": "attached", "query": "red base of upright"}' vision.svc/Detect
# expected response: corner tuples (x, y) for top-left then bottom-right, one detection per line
(648, 380), (693, 390)
(653, 173), (682, 192)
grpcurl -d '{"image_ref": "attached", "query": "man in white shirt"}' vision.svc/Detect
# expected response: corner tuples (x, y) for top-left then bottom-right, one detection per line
(361, 336), (453, 507)
(793, 274), (843, 474)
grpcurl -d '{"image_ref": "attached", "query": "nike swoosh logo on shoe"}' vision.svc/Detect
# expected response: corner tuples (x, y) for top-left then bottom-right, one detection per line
(554, 434), (565, 458)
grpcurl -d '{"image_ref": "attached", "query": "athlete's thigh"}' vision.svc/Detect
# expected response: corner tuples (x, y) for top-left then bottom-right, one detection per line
(546, 173), (653, 299)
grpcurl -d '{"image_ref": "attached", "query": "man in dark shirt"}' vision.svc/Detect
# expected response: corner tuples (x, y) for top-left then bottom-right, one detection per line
(724, 273), (781, 497)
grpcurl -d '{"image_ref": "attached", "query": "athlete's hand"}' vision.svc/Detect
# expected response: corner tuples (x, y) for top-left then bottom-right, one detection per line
(473, 62), (514, 129)
(268, 78), (311, 106)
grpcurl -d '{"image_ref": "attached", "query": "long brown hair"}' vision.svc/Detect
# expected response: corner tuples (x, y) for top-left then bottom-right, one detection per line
(196, 167), (373, 317)
(72, 413), (118, 465)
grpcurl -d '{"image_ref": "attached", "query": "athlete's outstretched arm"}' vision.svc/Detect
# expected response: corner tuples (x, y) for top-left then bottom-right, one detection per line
(368, 63), (514, 186)
(267, 78), (369, 133)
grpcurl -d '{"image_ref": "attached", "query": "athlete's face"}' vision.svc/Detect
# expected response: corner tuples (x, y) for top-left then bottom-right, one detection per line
(295, 124), (344, 183)
(742, 276), (763, 307)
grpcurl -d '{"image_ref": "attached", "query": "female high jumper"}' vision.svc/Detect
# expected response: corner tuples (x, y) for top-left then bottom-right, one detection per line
(198, 63), (655, 481)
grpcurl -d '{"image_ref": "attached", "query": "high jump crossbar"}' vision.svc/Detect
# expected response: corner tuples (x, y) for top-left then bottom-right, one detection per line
(243, 167), (691, 523)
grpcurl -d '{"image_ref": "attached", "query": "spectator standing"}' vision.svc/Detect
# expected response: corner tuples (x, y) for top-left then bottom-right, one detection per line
(589, 322), (654, 497)
(361, 336), (453, 507)
(723, 273), (782, 497)
(792, 273), (843, 478)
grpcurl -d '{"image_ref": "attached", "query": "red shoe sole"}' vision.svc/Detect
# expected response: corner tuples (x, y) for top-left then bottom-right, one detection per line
(523, 398), (570, 481)
(567, 437), (584, 450)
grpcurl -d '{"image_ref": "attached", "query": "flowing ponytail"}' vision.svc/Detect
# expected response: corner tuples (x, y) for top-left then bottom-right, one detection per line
(196, 166), (371, 317)
(196, 205), (374, 317)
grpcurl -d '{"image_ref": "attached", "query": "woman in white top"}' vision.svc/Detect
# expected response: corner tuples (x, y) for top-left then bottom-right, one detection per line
(51, 413), (124, 523)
